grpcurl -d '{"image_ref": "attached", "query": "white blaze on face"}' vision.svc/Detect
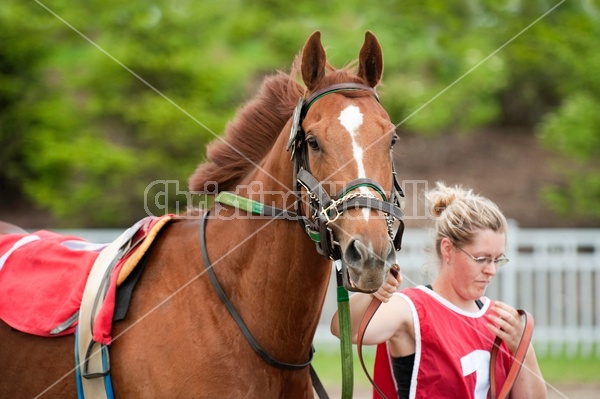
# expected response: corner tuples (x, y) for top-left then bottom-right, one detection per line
(338, 105), (371, 220)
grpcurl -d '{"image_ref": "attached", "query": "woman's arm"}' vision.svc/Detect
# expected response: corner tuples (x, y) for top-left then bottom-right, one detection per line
(509, 345), (547, 399)
(330, 271), (409, 345)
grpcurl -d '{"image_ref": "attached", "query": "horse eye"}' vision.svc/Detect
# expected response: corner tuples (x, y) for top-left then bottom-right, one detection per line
(391, 134), (398, 147)
(307, 136), (320, 150)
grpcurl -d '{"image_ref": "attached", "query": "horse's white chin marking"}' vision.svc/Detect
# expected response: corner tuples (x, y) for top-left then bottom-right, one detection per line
(338, 105), (370, 221)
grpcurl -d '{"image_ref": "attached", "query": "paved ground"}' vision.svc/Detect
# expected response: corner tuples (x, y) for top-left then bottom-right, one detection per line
(546, 382), (600, 399)
(322, 382), (600, 398)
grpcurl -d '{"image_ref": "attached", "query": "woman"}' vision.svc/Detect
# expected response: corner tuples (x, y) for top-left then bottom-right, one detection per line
(331, 182), (547, 399)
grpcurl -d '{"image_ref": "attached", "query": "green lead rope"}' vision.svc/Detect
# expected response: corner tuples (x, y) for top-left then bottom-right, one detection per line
(215, 191), (322, 243)
(337, 285), (354, 399)
(216, 192), (264, 215)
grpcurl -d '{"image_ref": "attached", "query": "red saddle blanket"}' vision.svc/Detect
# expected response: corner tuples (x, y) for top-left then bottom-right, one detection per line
(0, 216), (171, 343)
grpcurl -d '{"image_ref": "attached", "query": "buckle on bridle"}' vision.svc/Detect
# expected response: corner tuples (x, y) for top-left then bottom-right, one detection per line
(319, 206), (341, 224)
(320, 192), (377, 225)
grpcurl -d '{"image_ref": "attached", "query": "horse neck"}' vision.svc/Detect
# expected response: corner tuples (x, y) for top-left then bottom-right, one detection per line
(220, 133), (332, 358)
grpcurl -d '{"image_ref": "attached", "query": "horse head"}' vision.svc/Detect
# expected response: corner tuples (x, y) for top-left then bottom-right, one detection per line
(289, 32), (404, 293)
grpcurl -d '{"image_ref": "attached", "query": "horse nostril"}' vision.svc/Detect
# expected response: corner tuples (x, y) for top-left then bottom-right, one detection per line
(344, 238), (369, 265)
(345, 238), (397, 268)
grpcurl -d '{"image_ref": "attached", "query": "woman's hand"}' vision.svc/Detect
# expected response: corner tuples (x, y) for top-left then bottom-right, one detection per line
(486, 301), (525, 355)
(372, 264), (402, 303)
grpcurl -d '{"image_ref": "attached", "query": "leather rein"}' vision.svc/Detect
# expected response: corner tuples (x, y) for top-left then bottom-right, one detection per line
(357, 295), (535, 399)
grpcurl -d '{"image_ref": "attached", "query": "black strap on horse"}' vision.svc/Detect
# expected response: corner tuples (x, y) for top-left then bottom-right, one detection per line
(199, 210), (315, 371)
(199, 210), (330, 398)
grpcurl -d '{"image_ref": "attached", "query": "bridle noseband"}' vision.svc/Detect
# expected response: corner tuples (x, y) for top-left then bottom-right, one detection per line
(287, 83), (405, 291)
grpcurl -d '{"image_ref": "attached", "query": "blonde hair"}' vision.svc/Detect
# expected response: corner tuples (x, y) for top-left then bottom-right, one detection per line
(426, 182), (508, 260)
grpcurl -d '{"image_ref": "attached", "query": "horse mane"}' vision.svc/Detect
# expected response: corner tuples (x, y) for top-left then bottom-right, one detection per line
(188, 57), (369, 192)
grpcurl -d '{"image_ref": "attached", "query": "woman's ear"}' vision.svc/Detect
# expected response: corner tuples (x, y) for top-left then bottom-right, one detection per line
(440, 238), (454, 265)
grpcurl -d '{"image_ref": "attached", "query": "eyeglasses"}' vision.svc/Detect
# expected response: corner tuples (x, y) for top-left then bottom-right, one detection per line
(457, 246), (509, 268)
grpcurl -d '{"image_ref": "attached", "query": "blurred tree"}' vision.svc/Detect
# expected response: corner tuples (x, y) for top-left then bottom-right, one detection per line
(0, 4), (52, 209)
(0, 0), (599, 225)
(534, 6), (600, 220)
(539, 92), (600, 219)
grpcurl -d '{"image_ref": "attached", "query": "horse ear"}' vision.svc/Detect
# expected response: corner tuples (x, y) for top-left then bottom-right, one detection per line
(301, 31), (327, 91)
(358, 31), (383, 88)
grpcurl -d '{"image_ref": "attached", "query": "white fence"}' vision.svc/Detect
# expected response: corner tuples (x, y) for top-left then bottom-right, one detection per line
(317, 223), (600, 358)
(64, 225), (600, 358)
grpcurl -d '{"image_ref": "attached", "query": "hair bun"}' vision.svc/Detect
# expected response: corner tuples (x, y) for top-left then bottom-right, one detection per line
(427, 182), (458, 217)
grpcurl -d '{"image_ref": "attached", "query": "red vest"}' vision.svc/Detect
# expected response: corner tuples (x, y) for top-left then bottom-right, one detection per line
(374, 286), (513, 399)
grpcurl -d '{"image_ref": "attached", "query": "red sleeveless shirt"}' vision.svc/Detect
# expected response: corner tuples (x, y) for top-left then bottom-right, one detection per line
(377, 286), (513, 399)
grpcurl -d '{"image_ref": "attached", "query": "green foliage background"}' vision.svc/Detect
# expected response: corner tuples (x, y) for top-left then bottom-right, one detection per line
(1, 0), (599, 226)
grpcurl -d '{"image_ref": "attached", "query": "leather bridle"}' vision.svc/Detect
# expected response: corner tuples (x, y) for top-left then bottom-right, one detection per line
(286, 83), (405, 292)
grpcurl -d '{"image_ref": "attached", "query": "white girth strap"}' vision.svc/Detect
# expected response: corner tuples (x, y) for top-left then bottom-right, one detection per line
(76, 224), (139, 399)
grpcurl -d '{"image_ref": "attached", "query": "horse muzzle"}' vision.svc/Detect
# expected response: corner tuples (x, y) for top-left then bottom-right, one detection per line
(342, 237), (396, 293)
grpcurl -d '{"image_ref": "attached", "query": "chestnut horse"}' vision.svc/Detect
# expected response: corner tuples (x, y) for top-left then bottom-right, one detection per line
(0, 31), (403, 398)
